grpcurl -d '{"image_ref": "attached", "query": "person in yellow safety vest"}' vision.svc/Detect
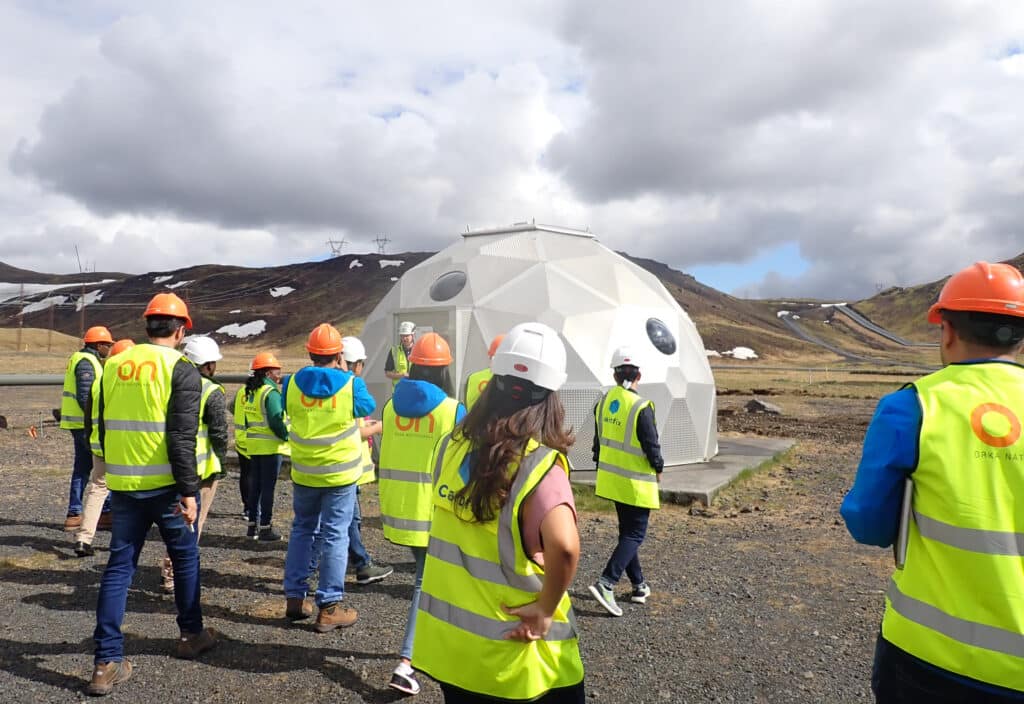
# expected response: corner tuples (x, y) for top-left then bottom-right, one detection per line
(234, 363), (254, 520)
(588, 345), (664, 618)
(841, 261), (1024, 703)
(379, 331), (466, 696)
(87, 293), (216, 697)
(385, 320), (416, 388)
(243, 351), (288, 541)
(73, 339), (134, 558)
(60, 325), (114, 531)
(281, 324), (379, 631)
(462, 333), (505, 411)
(157, 336), (229, 593)
(412, 321), (585, 703)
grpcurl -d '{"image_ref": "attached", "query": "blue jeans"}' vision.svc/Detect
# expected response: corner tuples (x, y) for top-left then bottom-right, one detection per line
(400, 546), (427, 660)
(283, 482), (356, 606)
(600, 502), (649, 587)
(309, 487), (371, 574)
(248, 454), (281, 526)
(67, 429), (93, 515)
(94, 490), (203, 663)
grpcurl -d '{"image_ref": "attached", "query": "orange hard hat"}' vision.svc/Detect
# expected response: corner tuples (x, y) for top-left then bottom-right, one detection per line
(110, 339), (135, 356)
(144, 292), (193, 329)
(409, 332), (452, 366)
(306, 323), (343, 355)
(83, 326), (113, 344)
(927, 261), (1024, 324)
(252, 352), (282, 370)
(487, 334), (506, 358)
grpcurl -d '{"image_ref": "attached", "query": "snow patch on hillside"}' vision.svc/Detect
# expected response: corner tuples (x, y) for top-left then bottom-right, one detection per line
(153, 275), (173, 284)
(76, 290), (103, 311)
(229, 309), (241, 314)
(0, 281), (115, 303)
(216, 320), (266, 338)
(776, 310), (790, 318)
(705, 349), (722, 357)
(722, 346), (758, 360)
(820, 302), (848, 308)
(22, 295), (68, 314)
(349, 260), (362, 269)
(165, 280), (194, 290)
(390, 277), (399, 282)
(269, 286), (295, 297)
(379, 259), (404, 269)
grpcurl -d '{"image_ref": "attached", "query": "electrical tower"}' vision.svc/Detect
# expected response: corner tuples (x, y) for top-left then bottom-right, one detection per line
(373, 235), (391, 254)
(327, 237), (348, 257)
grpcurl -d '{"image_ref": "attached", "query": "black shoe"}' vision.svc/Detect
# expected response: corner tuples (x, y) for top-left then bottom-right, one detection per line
(74, 541), (95, 557)
(246, 523), (257, 539)
(258, 526), (282, 542)
(355, 563), (394, 585)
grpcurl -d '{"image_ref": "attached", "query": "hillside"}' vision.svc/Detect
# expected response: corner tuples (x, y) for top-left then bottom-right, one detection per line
(3, 249), (1019, 364)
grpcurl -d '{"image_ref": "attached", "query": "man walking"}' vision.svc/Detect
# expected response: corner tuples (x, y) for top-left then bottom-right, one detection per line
(60, 326), (113, 530)
(87, 293), (216, 696)
(842, 261), (1024, 702)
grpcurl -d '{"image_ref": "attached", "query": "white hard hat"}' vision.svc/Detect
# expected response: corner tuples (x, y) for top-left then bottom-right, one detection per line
(341, 336), (366, 363)
(398, 321), (416, 336)
(610, 345), (641, 369)
(491, 322), (567, 391)
(183, 336), (222, 366)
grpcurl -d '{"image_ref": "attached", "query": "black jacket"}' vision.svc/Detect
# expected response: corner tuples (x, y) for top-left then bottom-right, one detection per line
(74, 346), (103, 410)
(202, 382), (229, 470)
(592, 390), (664, 473)
(99, 350), (202, 497)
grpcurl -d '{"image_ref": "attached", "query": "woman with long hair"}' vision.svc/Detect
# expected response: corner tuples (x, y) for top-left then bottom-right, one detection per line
(412, 322), (585, 703)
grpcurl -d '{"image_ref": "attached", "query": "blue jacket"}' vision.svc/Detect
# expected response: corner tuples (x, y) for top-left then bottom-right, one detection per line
(392, 378), (466, 423)
(283, 366), (376, 419)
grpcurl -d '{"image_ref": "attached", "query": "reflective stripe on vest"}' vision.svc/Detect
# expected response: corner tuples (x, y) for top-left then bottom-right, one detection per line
(233, 386), (249, 458)
(244, 383), (288, 456)
(101, 345), (183, 491)
(464, 368), (492, 410)
(594, 386), (660, 509)
(196, 377), (223, 480)
(378, 394), (459, 547)
(285, 373), (362, 488)
(412, 437), (584, 699)
(390, 345), (409, 388)
(881, 362), (1024, 692)
(60, 351), (102, 430)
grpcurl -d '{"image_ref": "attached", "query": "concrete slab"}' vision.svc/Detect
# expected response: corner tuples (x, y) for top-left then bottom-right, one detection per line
(571, 435), (795, 506)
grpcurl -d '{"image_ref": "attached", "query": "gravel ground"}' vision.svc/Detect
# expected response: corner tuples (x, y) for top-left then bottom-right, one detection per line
(0, 386), (893, 703)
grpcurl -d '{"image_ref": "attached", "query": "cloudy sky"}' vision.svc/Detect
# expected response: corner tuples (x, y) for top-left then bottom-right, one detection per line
(3, 1), (1023, 298)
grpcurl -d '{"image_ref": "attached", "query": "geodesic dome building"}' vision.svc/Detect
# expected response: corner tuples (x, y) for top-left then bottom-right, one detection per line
(360, 224), (717, 470)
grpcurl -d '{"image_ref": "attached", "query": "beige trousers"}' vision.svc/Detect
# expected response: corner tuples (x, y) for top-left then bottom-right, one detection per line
(75, 456), (108, 545)
(196, 478), (220, 541)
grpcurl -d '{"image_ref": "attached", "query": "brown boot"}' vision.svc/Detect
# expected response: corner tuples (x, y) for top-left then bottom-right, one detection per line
(175, 627), (218, 659)
(314, 602), (358, 632)
(85, 659), (132, 696)
(64, 514), (82, 531)
(286, 597), (313, 621)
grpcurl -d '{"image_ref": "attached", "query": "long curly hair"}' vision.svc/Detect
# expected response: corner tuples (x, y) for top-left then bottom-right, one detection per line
(452, 375), (574, 523)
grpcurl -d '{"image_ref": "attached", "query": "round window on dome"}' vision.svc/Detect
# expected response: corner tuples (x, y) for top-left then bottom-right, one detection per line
(646, 318), (676, 355)
(429, 271), (467, 302)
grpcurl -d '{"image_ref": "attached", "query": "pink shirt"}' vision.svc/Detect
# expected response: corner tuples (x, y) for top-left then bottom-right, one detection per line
(520, 464), (577, 565)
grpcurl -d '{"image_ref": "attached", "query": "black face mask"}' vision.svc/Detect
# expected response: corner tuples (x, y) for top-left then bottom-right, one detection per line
(489, 375), (551, 415)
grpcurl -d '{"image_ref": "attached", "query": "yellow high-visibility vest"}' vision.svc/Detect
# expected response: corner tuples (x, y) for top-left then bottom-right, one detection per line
(102, 344), (186, 492)
(595, 386), (660, 509)
(233, 386), (249, 459)
(285, 373), (362, 488)
(882, 361), (1024, 692)
(197, 377), (223, 481)
(390, 344), (409, 388)
(244, 383), (288, 456)
(412, 436), (584, 699)
(378, 396), (459, 547)
(464, 368), (492, 410)
(60, 351), (102, 430)
(90, 346), (134, 456)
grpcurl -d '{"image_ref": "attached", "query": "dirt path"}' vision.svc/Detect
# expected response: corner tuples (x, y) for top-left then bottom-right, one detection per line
(0, 386), (892, 703)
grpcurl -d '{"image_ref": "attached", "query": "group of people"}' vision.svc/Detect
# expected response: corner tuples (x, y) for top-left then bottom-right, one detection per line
(60, 297), (665, 703)
(58, 260), (1022, 703)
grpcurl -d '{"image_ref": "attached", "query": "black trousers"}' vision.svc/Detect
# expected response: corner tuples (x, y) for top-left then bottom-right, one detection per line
(440, 682), (585, 704)
(872, 635), (1024, 703)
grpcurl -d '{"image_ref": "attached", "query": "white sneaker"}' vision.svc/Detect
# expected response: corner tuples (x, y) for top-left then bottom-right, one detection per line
(630, 583), (651, 604)
(388, 664), (421, 696)
(588, 582), (623, 617)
